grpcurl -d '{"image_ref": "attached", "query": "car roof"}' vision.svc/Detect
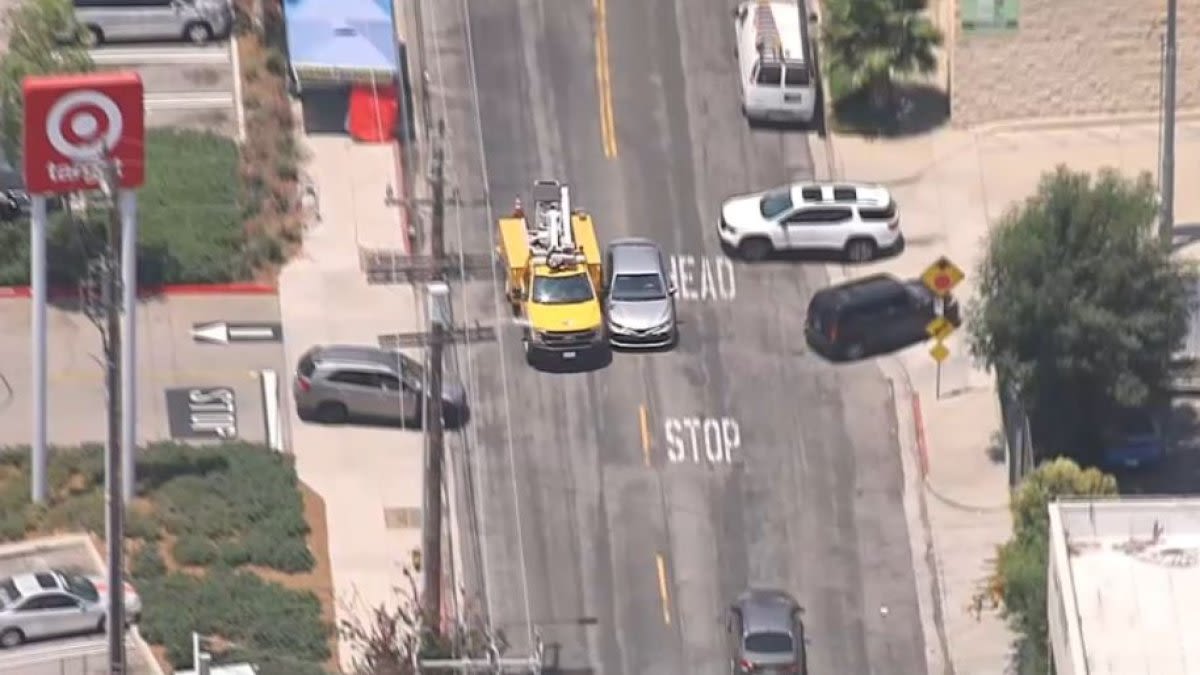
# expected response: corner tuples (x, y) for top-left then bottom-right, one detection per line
(608, 239), (663, 275)
(735, 588), (800, 633)
(7, 571), (65, 597)
(309, 345), (415, 373)
(788, 182), (892, 208)
(812, 273), (906, 308)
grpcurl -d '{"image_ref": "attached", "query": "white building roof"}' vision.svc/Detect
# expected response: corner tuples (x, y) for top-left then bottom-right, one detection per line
(1049, 497), (1200, 675)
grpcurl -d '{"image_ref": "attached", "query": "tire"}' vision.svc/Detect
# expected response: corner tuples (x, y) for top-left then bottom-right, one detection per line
(184, 22), (213, 45)
(844, 238), (877, 263)
(81, 25), (103, 47)
(737, 237), (773, 262)
(96, 617), (106, 634)
(316, 401), (348, 424)
(0, 628), (23, 648)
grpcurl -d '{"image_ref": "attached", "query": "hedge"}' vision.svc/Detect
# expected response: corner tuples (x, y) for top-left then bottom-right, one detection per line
(0, 442), (314, 573)
(0, 128), (248, 286)
(136, 568), (330, 672)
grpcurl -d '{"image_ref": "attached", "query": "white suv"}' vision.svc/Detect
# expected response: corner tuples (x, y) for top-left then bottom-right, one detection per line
(717, 182), (902, 261)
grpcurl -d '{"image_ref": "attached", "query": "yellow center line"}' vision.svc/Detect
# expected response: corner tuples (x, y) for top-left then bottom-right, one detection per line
(656, 553), (672, 625)
(639, 403), (652, 467)
(593, 0), (618, 158)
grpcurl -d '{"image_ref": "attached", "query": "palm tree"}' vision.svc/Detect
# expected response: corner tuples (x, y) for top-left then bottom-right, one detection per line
(821, 0), (943, 109)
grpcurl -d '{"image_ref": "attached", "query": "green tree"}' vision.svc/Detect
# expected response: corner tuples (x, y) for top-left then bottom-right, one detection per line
(985, 458), (1118, 674)
(969, 166), (1196, 460)
(0, 0), (93, 164)
(821, 0), (942, 106)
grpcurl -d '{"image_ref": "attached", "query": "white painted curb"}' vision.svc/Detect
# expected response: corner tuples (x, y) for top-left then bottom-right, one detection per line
(260, 369), (282, 452)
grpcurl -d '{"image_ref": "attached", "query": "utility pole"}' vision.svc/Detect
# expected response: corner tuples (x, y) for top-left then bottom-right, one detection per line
(1160, 0), (1178, 247)
(421, 133), (448, 637)
(103, 159), (128, 675)
(83, 159), (128, 675)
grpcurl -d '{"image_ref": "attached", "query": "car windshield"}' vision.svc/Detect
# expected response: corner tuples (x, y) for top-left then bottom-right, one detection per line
(63, 574), (99, 603)
(0, 579), (20, 607)
(744, 631), (794, 654)
(531, 273), (595, 305)
(759, 188), (793, 219)
(611, 274), (666, 301)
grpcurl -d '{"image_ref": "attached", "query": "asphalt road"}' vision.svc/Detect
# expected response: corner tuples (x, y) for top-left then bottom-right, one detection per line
(423, 1), (927, 673)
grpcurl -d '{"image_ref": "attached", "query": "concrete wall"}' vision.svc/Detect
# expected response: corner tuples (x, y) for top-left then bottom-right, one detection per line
(950, 0), (1200, 126)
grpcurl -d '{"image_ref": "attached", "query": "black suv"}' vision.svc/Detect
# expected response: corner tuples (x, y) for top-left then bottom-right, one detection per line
(805, 273), (961, 361)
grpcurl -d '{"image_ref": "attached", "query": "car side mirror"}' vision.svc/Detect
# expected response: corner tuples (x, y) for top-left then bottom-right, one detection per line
(668, 283), (678, 297)
(733, 6), (747, 21)
(809, 11), (819, 23)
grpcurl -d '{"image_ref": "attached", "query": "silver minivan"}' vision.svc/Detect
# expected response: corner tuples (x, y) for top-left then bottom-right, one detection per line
(74, 0), (234, 47)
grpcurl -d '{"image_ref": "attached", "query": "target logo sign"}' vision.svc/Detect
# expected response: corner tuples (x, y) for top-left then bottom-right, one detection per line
(22, 72), (144, 194)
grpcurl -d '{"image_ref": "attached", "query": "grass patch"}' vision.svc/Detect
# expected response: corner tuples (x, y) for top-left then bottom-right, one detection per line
(0, 442), (332, 671)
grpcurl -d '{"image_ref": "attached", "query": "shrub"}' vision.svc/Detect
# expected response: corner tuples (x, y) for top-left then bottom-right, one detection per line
(132, 544), (167, 580)
(0, 511), (29, 541)
(138, 569), (331, 669)
(173, 535), (219, 566)
(220, 540), (252, 567)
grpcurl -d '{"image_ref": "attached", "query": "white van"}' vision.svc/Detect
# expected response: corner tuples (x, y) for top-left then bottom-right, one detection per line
(732, 0), (817, 124)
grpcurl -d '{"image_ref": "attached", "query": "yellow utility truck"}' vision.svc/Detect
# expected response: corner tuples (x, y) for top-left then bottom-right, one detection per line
(498, 180), (606, 364)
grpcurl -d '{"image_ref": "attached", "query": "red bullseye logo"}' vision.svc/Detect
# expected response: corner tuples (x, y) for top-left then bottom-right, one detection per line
(45, 90), (124, 162)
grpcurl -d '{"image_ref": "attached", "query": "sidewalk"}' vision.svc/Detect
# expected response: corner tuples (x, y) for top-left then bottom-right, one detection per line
(277, 130), (427, 670)
(814, 117), (1200, 674)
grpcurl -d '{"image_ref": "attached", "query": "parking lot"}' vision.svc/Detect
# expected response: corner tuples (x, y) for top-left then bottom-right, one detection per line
(0, 294), (286, 448)
(91, 43), (243, 138)
(0, 535), (160, 675)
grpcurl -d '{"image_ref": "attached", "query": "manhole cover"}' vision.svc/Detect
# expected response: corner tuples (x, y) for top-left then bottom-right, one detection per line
(384, 507), (421, 530)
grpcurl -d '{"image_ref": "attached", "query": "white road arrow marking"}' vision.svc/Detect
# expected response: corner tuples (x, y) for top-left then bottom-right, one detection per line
(228, 326), (277, 340)
(191, 322), (229, 344)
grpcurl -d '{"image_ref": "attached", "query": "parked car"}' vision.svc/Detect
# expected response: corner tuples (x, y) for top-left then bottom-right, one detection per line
(718, 182), (902, 262)
(1101, 406), (1167, 469)
(0, 168), (30, 223)
(73, 0), (234, 47)
(725, 588), (807, 674)
(603, 237), (678, 349)
(0, 569), (141, 648)
(293, 344), (468, 427)
(805, 273), (960, 361)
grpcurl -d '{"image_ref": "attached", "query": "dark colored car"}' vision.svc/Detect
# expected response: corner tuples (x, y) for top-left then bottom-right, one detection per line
(726, 589), (807, 674)
(0, 168), (30, 222)
(804, 273), (960, 361)
(1101, 406), (1166, 469)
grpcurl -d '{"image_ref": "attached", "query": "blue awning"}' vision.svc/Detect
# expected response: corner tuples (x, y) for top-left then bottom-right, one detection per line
(283, 0), (399, 82)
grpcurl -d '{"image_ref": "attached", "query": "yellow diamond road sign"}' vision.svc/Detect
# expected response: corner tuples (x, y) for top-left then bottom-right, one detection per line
(926, 316), (955, 341)
(930, 341), (950, 363)
(921, 256), (965, 297)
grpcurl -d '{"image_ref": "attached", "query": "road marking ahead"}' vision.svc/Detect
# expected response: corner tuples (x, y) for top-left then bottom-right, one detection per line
(668, 255), (737, 301)
(593, 0), (618, 158)
(89, 45), (229, 65)
(655, 553), (672, 625)
(665, 416), (741, 464)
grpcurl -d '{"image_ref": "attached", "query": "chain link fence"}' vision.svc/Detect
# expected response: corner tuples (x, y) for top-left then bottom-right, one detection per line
(998, 371), (1036, 487)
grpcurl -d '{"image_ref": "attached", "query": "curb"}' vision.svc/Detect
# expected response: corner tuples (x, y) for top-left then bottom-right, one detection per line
(0, 282), (277, 299)
(911, 393), (931, 477)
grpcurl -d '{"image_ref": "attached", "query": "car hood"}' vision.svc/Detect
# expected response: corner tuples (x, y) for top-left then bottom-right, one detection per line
(721, 193), (767, 228)
(527, 300), (603, 333)
(608, 298), (672, 329)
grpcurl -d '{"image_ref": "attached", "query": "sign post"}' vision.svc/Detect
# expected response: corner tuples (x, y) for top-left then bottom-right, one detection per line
(921, 256), (965, 401)
(22, 71), (144, 675)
